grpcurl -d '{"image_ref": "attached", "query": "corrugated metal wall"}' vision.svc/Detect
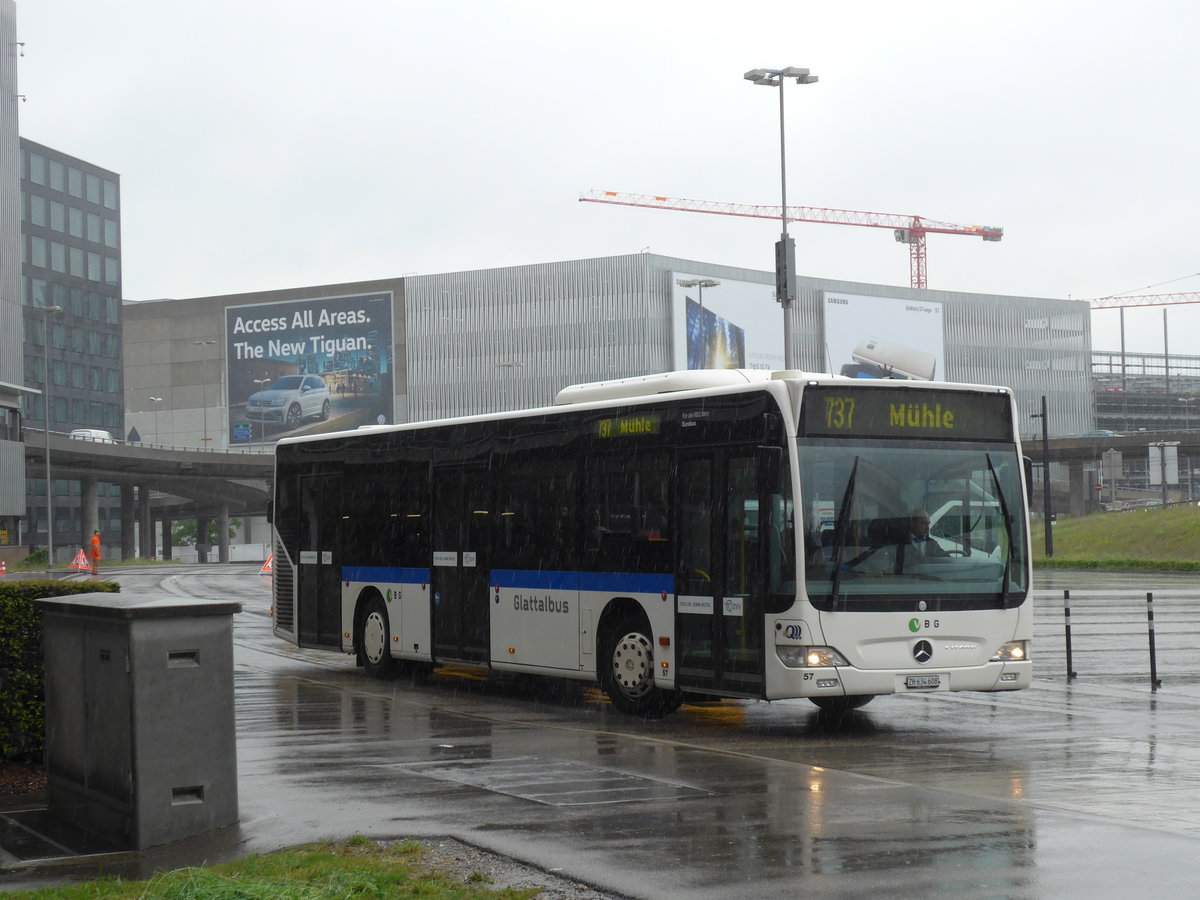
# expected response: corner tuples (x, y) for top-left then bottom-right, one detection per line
(405, 254), (1092, 437)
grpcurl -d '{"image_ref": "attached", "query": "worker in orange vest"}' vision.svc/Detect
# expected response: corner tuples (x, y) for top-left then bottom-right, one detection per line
(90, 529), (102, 576)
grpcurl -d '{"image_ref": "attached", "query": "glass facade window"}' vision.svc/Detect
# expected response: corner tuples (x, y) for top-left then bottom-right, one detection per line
(30, 278), (48, 307)
(104, 218), (118, 248)
(70, 362), (85, 389)
(68, 206), (82, 237)
(104, 257), (118, 286)
(67, 167), (82, 198)
(50, 201), (64, 232)
(85, 173), (100, 204)
(89, 291), (103, 320)
(103, 180), (117, 209)
(70, 287), (85, 317)
(49, 160), (64, 191)
(50, 323), (65, 350)
(88, 331), (102, 355)
(107, 369), (119, 392)
(29, 194), (45, 226)
(30, 235), (46, 267)
(87, 252), (101, 282)
(106, 296), (119, 324)
(52, 360), (66, 388)
(86, 212), (100, 242)
(29, 152), (45, 185)
(50, 241), (65, 273)
(69, 246), (83, 277)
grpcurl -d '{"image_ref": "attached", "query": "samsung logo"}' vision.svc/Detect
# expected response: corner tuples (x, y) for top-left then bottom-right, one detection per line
(828, 297), (848, 305)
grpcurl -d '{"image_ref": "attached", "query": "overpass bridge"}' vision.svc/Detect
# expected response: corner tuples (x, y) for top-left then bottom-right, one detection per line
(1025, 430), (1200, 516)
(22, 428), (274, 563)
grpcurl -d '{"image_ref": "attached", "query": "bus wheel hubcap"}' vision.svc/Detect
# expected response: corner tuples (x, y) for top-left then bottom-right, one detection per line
(612, 632), (653, 698)
(364, 612), (385, 663)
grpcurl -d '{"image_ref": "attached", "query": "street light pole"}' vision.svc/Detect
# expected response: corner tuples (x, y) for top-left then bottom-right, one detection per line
(150, 396), (163, 444)
(1030, 395), (1053, 557)
(41, 304), (63, 573)
(744, 66), (818, 371)
(192, 339), (217, 446)
(253, 376), (271, 450)
(676, 278), (720, 368)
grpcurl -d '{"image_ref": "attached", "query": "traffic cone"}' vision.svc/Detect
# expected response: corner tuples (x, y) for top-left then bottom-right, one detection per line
(0, 559), (6, 577)
(69, 548), (90, 570)
(260, 554), (273, 574)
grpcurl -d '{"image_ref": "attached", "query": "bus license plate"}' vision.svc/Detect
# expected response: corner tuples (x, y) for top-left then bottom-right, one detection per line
(906, 674), (941, 690)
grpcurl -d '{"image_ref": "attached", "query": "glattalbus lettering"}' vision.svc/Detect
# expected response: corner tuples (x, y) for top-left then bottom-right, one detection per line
(889, 402), (955, 430)
(513, 593), (570, 614)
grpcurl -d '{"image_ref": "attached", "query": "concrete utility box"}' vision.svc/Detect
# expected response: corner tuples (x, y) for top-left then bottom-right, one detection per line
(37, 594), (241, 850)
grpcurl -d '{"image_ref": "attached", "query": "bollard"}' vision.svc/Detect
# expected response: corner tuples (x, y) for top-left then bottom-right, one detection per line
(1147, 592), (1162, 689)
(1063, 590), (1077, 680)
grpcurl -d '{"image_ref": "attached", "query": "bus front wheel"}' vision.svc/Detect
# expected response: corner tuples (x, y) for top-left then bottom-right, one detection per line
(359, 595), (395, 679)
(600, 614), (682, 717)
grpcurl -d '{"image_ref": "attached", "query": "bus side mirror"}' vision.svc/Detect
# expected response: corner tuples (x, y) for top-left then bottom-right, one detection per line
(1023, 457), (1033, 509)
(265, 500), (274, 524)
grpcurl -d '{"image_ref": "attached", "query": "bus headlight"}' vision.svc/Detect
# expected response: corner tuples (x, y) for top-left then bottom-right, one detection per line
(776, 645), (849, 668)
(990, 640), (1028, 662)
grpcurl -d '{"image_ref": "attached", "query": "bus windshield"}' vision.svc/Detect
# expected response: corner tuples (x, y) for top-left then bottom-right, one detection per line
(798, 439), (1028, 610)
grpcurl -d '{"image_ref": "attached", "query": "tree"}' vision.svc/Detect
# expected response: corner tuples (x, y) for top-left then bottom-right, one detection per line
(172, 518), (242, 547)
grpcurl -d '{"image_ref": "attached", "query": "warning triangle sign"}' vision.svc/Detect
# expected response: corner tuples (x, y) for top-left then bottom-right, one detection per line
(69, 548), (90, 570)
(260, 554), (273, 574)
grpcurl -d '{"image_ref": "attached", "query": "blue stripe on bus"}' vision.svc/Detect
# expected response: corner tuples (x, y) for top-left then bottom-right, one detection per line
(491, 569), (673, 595)
(343, 566), (431, 583)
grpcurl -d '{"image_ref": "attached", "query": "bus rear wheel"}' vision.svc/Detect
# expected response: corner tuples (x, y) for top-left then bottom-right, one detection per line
(600, 614), (682, 717)
(359, 595), (395, 679)
(809, 695), (874, 713)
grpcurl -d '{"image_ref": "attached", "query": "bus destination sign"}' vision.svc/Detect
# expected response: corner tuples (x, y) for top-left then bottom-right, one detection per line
(596, 412), (662, 439)
(802, 386), (1012, 441)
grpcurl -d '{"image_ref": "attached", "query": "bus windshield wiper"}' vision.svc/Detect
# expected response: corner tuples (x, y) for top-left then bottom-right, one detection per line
(828, 456), (860, 606)
(986, 453), (1016, 600)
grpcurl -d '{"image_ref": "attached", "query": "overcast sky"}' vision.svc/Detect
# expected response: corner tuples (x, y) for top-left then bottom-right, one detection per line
(15, 0), (1200, 354)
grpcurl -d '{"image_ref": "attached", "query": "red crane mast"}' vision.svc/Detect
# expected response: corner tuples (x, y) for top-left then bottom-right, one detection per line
(579, 189), (1003, 289)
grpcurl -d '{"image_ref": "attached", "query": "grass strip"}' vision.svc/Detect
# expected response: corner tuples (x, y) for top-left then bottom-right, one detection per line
(2, 836), (540, 900)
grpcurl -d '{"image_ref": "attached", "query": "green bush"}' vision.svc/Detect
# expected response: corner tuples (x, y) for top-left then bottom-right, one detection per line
(0, 580), (119, 761)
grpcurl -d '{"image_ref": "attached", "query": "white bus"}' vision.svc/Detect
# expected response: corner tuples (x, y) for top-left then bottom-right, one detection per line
(270, 369), (1031, 716)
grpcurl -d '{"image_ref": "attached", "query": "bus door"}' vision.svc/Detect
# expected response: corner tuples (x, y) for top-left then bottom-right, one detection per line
(297, 472), (343, 649)
(431, 463), (491, 663)
(676, 450), (765, 695)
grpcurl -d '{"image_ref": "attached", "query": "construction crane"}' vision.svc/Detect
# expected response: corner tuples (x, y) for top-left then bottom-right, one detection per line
(579, 189), (1004, 289)
(1090, 293), (1200, 309)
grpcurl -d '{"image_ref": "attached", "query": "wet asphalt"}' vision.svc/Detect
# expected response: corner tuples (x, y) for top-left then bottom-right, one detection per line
(4, 566), (1200, 897)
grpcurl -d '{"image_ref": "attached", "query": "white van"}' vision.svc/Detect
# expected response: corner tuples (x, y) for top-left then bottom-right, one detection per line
(70, 428), (116, 443)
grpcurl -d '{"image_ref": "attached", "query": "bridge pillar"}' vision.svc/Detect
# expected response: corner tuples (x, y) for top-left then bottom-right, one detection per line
(161, 516), (172, 561)
(138, 485), (153, 560)
(197, 516), (210, 563)
(81, 478), (99, 543)
(121, 485), (135, 562)
(218, 505), (230, 564)
(1067, 460), (1100, 517)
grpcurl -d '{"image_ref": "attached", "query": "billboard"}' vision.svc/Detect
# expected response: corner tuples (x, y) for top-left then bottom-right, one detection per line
(225, 292), (393, 445)
(671, 274), (782, 372)
(823, 291), (944, 381)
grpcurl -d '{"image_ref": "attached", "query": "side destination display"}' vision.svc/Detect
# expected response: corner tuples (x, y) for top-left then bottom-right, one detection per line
(802, 386), (1013, 441)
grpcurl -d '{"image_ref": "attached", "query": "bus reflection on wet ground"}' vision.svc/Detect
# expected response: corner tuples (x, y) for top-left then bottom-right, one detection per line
(6, 568), (1200, 898)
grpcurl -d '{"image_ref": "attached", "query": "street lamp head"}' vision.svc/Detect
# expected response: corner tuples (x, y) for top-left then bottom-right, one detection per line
(677, 278), (721, 290)
(745, 66), (818, 87)
(150, 396), (163, 403)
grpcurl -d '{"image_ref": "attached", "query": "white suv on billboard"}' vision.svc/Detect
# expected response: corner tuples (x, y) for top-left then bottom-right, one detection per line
(246, 375), (331, 429)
